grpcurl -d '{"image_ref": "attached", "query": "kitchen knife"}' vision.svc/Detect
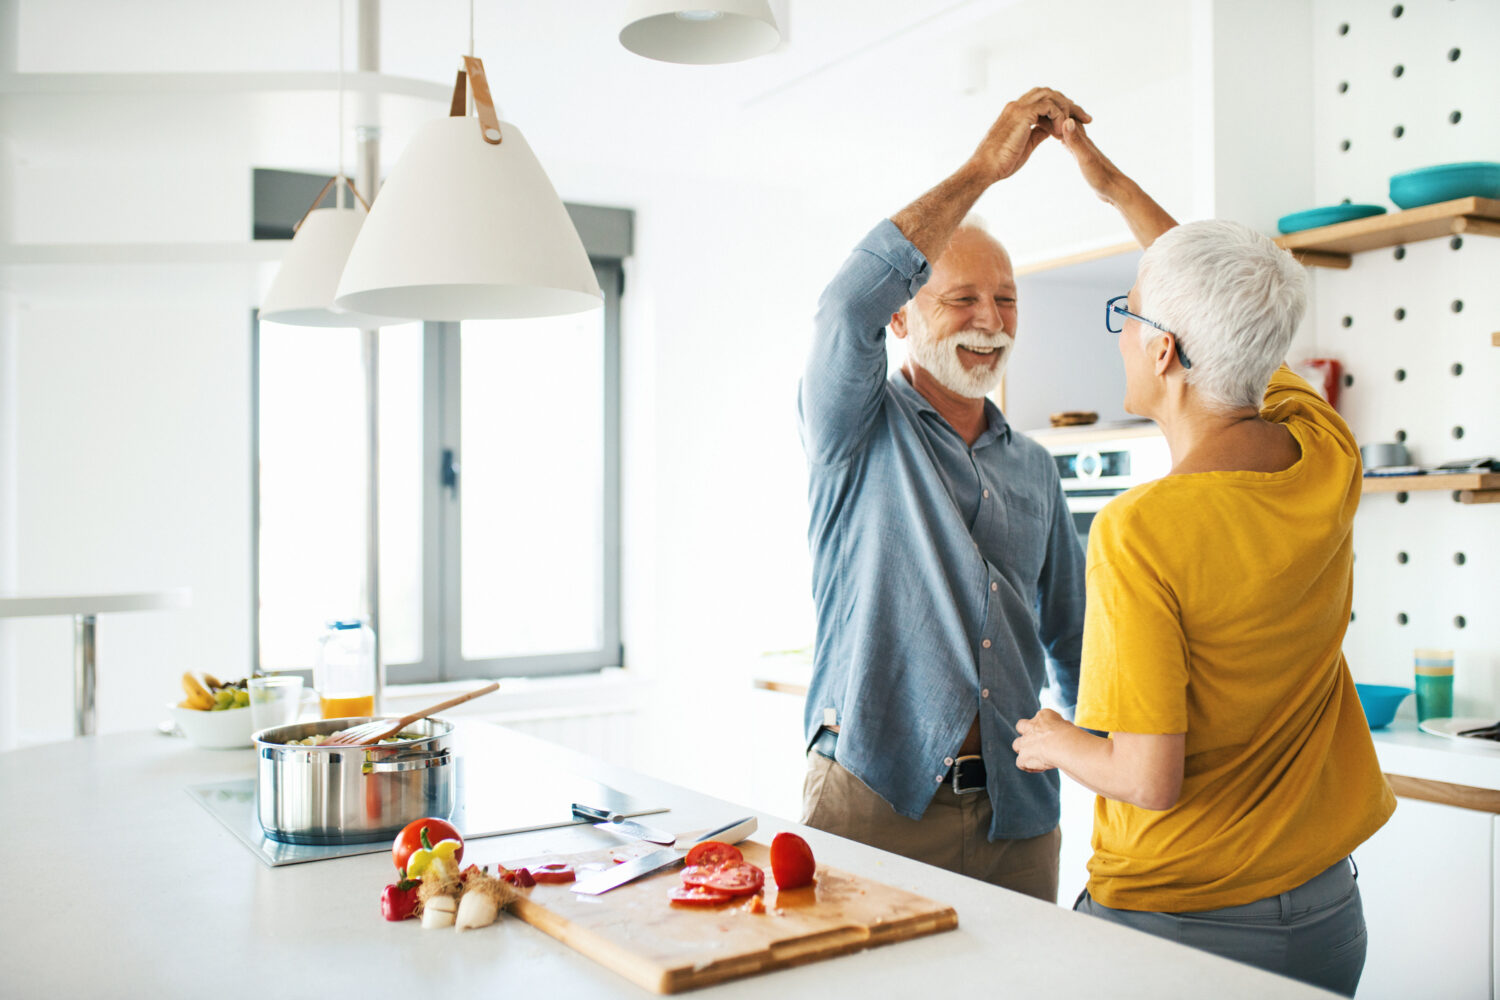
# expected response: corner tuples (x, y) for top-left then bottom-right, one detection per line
(570, 803), (677, 845)
(570, 815), (758, 895)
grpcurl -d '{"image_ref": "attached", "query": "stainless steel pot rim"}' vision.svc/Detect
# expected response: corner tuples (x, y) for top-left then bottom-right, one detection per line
(254, 715), (453, 749)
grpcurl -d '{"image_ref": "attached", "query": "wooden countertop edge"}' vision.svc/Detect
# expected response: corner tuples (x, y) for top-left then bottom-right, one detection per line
(1385, 773), (1500, 814)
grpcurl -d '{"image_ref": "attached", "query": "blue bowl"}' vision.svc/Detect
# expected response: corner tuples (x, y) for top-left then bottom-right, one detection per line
(1277, 204), (1386, 234)
(1389, 162), (1500, 209)
(1355, 683), (1413, 729)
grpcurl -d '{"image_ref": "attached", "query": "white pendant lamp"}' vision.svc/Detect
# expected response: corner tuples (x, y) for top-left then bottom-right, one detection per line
(261, 0), (391, 328)
(334, 56), (601, 321)
(261, 178), (393, 327)
(620, 0), (781, 64)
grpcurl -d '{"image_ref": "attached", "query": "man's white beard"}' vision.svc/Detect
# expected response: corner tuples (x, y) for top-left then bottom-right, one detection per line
(904, 304), (1014, 399)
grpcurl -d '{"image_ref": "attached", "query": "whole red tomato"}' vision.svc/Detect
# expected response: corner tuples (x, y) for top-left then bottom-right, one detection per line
(392, 817), (463, 875)
(769, 832), (816, 890)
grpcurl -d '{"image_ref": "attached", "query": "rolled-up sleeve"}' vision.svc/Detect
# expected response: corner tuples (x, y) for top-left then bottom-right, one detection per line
(799, 219), (930, 467)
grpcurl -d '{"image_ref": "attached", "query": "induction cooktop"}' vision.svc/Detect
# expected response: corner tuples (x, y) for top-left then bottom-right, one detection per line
(188, 754), (667, 867)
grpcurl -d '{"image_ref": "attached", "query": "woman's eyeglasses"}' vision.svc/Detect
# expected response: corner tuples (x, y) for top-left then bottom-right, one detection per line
(1105, 295), (1191, 369)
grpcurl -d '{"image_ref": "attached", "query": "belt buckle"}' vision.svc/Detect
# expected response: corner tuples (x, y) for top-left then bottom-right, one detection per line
(950, 754), (985, 795)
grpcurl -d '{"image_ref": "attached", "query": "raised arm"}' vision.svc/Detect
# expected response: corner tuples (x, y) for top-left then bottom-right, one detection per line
(892, 87), (1092, 262)
(1056, 117), (1178, 249)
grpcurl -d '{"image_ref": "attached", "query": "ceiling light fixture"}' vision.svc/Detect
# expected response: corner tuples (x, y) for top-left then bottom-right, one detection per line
(620, 0), (782, 64)
(333, 8), (599, 321)
(261, 0), (391, 328)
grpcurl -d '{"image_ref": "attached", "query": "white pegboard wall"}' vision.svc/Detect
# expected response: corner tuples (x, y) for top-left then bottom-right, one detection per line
(1313, 0), (1498, 204)
(1310, 0), (1500, 712)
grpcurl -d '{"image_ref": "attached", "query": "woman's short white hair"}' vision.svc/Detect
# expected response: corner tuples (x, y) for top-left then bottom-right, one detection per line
(1136, 220), (1307, 411)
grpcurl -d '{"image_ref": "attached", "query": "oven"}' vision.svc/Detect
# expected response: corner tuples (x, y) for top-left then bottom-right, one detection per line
(1029, 421), (1171, 550)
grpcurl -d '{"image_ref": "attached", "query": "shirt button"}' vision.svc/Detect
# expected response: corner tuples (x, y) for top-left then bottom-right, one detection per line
(935, 775), (944, 784)
(981, 689), (990, 699)
(983, 489), (990, 498)
(991, 581), (998, 592)
(982, 639), (992, 649)
(944, 757), (955, 766)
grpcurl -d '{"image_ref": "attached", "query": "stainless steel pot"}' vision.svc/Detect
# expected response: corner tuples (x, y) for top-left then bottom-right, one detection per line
(254, 716), (456, 845)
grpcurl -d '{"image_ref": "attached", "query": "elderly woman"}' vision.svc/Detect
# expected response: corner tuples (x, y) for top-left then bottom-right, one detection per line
(1012, 119), (1395, 997)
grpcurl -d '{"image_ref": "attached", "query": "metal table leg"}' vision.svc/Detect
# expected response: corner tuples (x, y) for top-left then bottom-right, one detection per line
(73, 613), (96, 737)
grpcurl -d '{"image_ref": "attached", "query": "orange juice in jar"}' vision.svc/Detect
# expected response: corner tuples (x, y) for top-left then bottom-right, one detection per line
(314, 620), (377, 719)
(319, 694), (375, 719)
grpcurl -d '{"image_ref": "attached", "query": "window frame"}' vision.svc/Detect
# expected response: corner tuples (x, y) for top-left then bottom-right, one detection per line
(251, 194), (630, 682)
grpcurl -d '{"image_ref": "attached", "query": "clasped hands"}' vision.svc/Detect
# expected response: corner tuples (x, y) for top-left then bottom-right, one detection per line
(973, 86), (1124, 202)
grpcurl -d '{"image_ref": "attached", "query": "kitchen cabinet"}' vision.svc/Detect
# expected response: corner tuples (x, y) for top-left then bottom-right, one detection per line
(1353, 795), (1492, 1000)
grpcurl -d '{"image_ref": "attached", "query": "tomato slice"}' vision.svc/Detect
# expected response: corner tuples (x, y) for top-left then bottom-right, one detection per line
(682, 862), (764, 897)
(684, 841), (743, 868)
(669, 885), (735, 906)
(531, 863), (576, 884)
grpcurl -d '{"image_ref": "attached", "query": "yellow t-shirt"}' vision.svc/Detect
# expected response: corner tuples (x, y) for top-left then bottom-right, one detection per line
(1074, 366), (1395, 912)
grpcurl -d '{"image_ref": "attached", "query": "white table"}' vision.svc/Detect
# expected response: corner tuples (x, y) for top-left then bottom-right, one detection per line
(0, 587), (190, 735)
(0, 722), (1334, 998)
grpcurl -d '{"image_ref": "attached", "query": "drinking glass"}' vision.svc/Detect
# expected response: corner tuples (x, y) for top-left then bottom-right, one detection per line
(249, 675), (305, 732)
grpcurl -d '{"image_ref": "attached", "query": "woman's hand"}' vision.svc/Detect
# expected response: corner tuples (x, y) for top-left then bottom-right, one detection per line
(1013, 708), (1074, 773)
(1056, 117), (1123, 204)
(1056, 116), (1178, 248)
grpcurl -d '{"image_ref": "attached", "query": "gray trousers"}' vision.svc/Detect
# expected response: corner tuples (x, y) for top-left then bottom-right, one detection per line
(1075, 858), (1366, 997)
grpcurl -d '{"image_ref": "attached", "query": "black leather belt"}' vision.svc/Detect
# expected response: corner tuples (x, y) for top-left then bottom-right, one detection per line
(813, 728), (986, 794)
(946, 754), (987, 795)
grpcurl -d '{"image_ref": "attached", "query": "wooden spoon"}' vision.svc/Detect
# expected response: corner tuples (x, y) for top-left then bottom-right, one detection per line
(320, 682), (500, 746)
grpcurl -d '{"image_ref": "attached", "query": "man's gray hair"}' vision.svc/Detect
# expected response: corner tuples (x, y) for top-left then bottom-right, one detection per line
(1137, 220), (1307, 412)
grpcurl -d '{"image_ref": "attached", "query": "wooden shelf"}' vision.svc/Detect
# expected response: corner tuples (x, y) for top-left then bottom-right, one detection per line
(1275, 197), (1500, 268)
(1015, 240), (1139, 277)
(1363, 472), (1500, 504)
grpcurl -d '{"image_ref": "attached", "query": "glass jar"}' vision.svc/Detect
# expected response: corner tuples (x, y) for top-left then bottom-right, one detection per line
(314, 619), (377, 719)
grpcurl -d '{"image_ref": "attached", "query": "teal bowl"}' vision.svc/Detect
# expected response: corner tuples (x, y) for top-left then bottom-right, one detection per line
(1277, 204), (1386, 234)
(1389, 162), (1500, 209)
(1355, 683), (1413, 729)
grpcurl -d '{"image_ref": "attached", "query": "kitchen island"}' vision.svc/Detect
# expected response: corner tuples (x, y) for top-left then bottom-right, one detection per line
(0, 723), (1335, 998)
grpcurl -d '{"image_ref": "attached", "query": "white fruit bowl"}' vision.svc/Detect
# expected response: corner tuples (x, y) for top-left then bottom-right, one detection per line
(172, 704), (255, 749)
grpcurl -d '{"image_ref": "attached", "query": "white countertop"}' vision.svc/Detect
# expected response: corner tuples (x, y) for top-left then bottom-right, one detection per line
(0, 723), (1335, 998)
(1371, 719), (1500, 790)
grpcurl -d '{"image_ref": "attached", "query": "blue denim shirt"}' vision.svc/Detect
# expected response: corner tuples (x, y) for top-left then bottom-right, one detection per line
(798, 219), (1086, 840)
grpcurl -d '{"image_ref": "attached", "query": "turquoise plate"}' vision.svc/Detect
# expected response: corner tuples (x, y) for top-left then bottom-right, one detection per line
(1276, 204), (1386, 234)
(1389, 162), (1500, 209)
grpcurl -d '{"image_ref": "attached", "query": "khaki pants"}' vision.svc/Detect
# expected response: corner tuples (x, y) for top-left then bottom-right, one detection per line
(800, 751), (1060, 903)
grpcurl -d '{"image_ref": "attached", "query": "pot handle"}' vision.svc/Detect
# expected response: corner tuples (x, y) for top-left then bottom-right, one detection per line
(361, 749), (452, 774)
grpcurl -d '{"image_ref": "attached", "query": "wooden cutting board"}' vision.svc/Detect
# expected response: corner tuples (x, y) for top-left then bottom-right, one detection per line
(499, 840), (957, 993)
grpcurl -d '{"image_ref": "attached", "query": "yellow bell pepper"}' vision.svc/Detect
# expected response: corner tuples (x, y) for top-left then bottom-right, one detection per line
(405, 828), (463, 879)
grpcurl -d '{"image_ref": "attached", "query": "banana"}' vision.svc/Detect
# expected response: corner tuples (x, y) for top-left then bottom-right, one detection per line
(181, 672), (214, 710)
(201, 672), (222, 690)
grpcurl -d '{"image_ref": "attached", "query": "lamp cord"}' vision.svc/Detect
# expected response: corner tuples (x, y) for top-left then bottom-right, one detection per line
(337, 0), (346, 208)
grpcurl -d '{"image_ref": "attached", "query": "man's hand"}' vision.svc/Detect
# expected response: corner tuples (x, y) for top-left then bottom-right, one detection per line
(969, 88), (1091, 184)
(1012, 708), (1072, 773)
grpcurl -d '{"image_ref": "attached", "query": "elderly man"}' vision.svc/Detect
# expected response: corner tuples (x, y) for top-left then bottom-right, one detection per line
(797, 88), (1093, 901)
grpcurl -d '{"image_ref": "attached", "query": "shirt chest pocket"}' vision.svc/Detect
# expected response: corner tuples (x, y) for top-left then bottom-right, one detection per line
(998, 487), (1048, 593)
